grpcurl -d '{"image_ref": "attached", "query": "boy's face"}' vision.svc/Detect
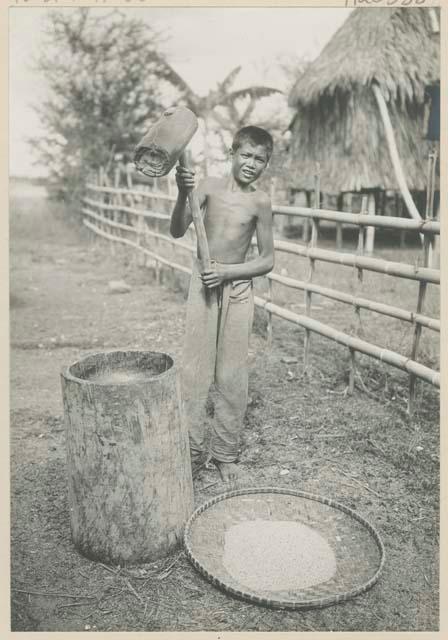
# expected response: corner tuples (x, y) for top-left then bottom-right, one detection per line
(231, 141), (269, 186)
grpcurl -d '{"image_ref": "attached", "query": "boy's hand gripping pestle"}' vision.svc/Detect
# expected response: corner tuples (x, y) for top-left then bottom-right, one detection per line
(134, 106), (211, 273)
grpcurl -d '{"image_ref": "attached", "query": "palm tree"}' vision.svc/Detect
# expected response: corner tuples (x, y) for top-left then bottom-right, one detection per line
(158, 63), (282, 174)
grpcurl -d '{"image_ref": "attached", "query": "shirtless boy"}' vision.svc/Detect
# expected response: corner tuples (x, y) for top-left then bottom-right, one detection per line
(170, 126), (274, 482)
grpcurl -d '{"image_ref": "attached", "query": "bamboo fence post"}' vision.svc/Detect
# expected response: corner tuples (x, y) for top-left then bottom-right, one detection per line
(397, 195), (406, 248)
(265, 176), (277, 347)
(365, 193), (376, 255)
(336, 193), (343, 249)
(408, 151), (437, 413)
(155, 218), (161, 284)
(98, 167), (106, 237)
(302, 218), (310, 243)
(349, 195), (368, 393)
(113, 167), (120, 223)
(428, 147), (438, 267)
(355, 196), (368, 318)
(348, 348), (356, 394)
(102, 170), (116, 256)
(433, 201), (440, 270)
(303, 163), (320, 371)
(270, 177), (279, 235)
(266, 277), (273, 349)
(113, 166), (124, 243)
(336, 221), (343, 250)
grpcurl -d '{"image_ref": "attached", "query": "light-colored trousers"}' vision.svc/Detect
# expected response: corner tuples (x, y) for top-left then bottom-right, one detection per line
(181, 261), (254, 463)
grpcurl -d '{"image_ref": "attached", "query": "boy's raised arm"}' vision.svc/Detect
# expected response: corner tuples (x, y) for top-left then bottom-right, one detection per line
(170, 167), (207, 238)
(170, 165), (192, 238)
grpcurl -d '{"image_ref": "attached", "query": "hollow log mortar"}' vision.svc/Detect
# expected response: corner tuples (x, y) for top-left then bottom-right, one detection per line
(61, 350), (194, 565)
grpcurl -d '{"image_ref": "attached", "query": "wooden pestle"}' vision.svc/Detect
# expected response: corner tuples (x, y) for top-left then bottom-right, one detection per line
(178, 151), (211, 273)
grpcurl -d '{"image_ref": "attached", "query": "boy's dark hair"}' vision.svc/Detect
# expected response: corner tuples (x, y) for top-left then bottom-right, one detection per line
(232, 126), (274, 160)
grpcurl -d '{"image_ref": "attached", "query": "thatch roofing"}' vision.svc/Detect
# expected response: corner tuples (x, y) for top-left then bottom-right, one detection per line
(288, 7), (439, 194)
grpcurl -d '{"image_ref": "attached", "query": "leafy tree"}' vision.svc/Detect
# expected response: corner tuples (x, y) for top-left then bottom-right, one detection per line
(31, 8), (177, 199)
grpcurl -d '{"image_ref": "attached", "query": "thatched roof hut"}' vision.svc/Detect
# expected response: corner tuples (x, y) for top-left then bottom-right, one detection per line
(288, 7), (439, 195)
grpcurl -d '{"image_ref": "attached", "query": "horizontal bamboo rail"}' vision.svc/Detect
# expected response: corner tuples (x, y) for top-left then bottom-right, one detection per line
(272, 240), (440, 285)
(273, 205), (440, 234)
(82, 207), (137, 234)
(86, 183), (176, 203)
(253, 296), (440, 388)
(268, 272), (440, 332)
(85, 192), (439, 285)
(82, 206), (194, 254)
(83, 196), (170, 222)
(83, 219), (191, 275)
(87, 184), (440, 235)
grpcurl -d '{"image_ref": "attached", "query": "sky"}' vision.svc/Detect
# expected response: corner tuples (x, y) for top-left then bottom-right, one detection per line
(9, 7), (352, 177)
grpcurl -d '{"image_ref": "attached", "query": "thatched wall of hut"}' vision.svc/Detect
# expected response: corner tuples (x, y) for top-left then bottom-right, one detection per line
(288, 7), (439, 195)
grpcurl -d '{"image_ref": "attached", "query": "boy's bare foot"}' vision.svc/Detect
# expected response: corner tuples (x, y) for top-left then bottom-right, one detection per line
(214, 460), (240, 484)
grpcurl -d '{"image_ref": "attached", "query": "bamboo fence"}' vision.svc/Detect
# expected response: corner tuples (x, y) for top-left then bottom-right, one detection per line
(82, 165), (440, 412)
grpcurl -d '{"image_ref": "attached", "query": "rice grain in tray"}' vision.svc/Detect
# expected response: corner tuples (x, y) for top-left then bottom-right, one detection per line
(223, 519), (336, 591)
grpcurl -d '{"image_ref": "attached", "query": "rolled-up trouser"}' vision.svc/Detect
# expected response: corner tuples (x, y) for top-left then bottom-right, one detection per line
(181, 260), (254, 463)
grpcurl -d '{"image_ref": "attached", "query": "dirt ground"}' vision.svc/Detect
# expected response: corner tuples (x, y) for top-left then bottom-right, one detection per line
(10, 186), (439, 632)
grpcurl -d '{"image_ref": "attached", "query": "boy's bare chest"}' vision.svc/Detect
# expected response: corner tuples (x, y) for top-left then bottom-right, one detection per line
(204, 191), (258, 227)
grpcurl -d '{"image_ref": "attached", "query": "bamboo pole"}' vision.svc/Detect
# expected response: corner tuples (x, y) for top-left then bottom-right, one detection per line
(372, 83), (423, 227)
(83, 196), (170, 222)
(178, 152), (211, 272)
(302, 217), (310, 243)
(365, 193), (376, 255)
(396, 195), (406, 248)
(83, 219), (191, 276)
(356, 196), (368, 283)
(266, 277), (273, 350)
(271, 241), (440, 284)
(428, 148), (438, 267)
(86, 184), (440, 235)
(136, 214), (145, 267)
(336, 222), (343, 250)
(154, 220), (161, 284)
(336, 191), (343, 249)
(408, 151), (437, 413)
(304, 164), (320, 371)
(113, 166), (122, 233)
(82, 208), (194, 255)
(270, 205), (439, 234)
(253, 296), (439, 388)
(350, 194), (367, 392)
(349, 348), (356, 395)
(101, 169), (115, 253)
(87, 183), (176, 203)
(267, 272), (439, 332)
